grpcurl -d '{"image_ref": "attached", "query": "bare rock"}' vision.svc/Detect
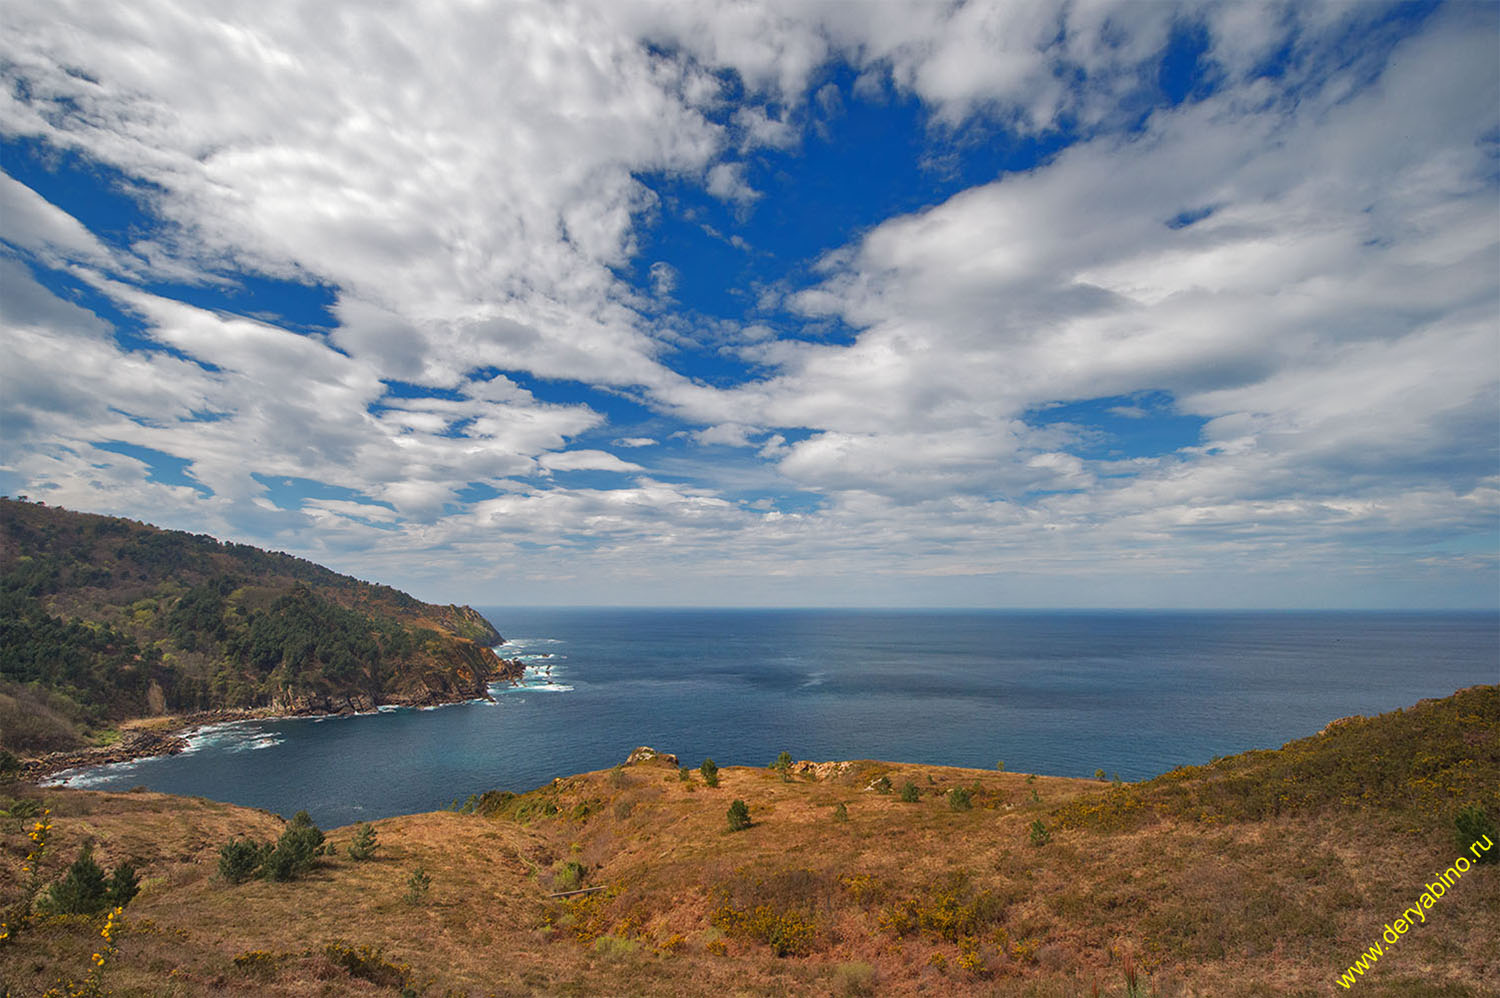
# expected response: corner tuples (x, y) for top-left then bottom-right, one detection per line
(625, 746), (678, 767)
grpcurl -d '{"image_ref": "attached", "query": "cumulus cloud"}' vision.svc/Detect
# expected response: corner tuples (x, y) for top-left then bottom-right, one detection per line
(0, 0), (1494, 605)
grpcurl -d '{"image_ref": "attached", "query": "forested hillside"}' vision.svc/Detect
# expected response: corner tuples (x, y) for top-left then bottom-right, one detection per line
(0, 499), (515, 754)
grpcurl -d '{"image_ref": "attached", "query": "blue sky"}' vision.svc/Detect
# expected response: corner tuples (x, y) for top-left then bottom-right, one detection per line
(1, 1), (1496, 608)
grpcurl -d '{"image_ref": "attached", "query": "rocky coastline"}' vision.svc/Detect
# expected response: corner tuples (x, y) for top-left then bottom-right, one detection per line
(23, 655), (527, 783)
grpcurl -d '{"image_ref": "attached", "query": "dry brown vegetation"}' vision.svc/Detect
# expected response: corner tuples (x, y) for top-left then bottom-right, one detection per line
(1, 687), (1496, 997)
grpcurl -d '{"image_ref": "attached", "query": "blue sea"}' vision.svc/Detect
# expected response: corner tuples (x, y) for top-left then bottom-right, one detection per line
(47, 609), (1498, 828)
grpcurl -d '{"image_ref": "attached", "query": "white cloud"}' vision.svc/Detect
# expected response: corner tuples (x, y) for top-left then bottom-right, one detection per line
(537, 450), (645, 474)
(0, 1), (1494, 606)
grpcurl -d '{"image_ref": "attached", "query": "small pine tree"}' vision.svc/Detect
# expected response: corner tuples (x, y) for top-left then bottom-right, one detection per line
(771, 751), (793, 781)
(727, 799), (751, 831)
(404, 866), (432, 905)
(948, 787), (972, 812)
(1029, 819), (1051, 847)
(0, 749), (20, 782)
(43, 844), (109, 914)
(263, 811), (324, 882)
(1095, 769), (1107, 781)
(347, 822), (378, 861)
(219, 837), (268, 883)
(899, 782), (920, 803)
(107, 861), (140, 907)
(833, 802), (849, 823)
(700, 758), (719, 788)
(872, 776), (892, 795)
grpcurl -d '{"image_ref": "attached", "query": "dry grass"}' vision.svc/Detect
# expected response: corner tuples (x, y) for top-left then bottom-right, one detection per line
(1, 687), (1496, 996)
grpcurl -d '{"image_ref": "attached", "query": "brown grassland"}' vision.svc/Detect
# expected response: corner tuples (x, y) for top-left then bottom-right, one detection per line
(1, 685), (1496, 997)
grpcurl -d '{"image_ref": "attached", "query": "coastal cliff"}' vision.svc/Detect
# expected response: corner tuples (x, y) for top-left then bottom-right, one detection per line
(0, 498), (520, 756)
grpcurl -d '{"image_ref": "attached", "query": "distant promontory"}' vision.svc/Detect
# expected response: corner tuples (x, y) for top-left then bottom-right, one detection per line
(0, 498), (521, 760)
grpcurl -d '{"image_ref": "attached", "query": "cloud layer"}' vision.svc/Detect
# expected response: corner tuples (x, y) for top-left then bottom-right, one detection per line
(1, 0), (1495, 606)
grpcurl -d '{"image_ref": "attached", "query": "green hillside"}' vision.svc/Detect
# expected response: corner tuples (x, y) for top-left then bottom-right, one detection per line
(0, 499), (515, 754)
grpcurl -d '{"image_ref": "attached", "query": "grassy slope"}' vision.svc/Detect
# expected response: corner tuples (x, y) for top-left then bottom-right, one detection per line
(1, 687), (1496, 997)
(0, 499), (510, 753)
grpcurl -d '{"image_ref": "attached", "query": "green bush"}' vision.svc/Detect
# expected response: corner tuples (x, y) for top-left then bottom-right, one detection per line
(219, 837), (269, 883)
(727, 799), (751, 831)
(772, 751), (793, 780)
(0, 750), (19, 781)
(107, 861), (140, 907)
(900, 782), (920, 803)
(872, 776), (893, 795)
(700, 758), (719, 787)
(40, 845), (139, 914)
(262, 811), (324, 882)
(553, 860), (586, 892)
(948, 787), (972, 812)
(1454, 804), (1497, 864)
(1029, 819), (1051, 847)
(42, 845), (108, 914)
(833, 802), (849, 823)
(346, 822), (378, 861)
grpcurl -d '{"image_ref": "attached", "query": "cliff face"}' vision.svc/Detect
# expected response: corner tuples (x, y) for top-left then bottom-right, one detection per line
(0, 498), (515, 753)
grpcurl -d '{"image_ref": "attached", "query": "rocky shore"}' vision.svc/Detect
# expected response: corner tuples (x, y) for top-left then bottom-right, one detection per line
(23, 656), (527, 782)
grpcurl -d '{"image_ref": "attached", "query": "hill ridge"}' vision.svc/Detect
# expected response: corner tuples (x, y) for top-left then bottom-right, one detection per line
(0, 498), (519, 756)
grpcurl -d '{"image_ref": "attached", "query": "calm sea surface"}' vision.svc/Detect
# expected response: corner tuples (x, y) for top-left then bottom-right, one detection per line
(49, 609), (1498, 827)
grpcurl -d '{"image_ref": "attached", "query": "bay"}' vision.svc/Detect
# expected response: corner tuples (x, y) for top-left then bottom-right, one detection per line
(48, 609), (1499, 828)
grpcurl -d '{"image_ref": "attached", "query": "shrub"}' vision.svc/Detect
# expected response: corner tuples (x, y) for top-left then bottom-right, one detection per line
(1029, 819), (1051, 847)
(833, 802), (849, 823)
(948, 787), (972, 812)
(700, 758), (719, 787)
(346, 822), (378, 861)
(678, 766), (692, 782)
(6, 796), (42, 818)
(727, 799), (751, 831)
(403, 866), (431, 905)
(1454, 804), (1498, 864)
(712, 902), (817, 956)
(0, 750), (19, 782)
(1095, 768), (1107, 781)
(219, 837), (269, 883)
(872, 776), (892, 795)
(42, 844), (109, 914)
(995, 760), (1005, 772)
(553, 860), (586, 892)
(262, 811), (324, 882)
(900, 782), (920, 803)
(107, 861), (140, 907)
(324, 942), (411, 988)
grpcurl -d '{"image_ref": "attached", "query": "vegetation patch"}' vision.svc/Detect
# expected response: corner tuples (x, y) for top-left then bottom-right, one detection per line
(324, 941), (412, 989)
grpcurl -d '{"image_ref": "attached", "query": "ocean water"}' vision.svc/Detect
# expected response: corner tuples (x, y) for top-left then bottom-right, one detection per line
(48, 609), (1498, 828)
